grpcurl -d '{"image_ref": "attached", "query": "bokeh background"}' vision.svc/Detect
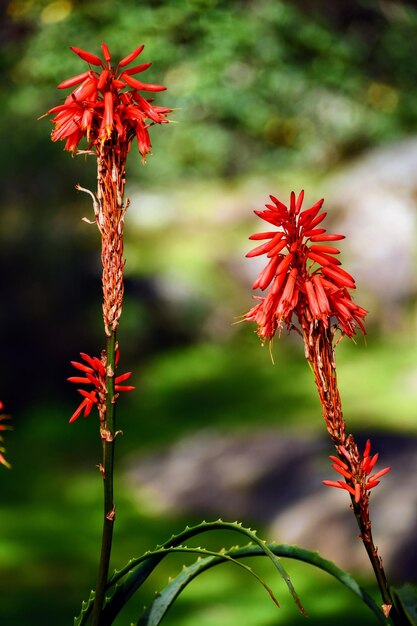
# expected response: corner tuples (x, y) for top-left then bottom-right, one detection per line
(1, 0), (417, 624)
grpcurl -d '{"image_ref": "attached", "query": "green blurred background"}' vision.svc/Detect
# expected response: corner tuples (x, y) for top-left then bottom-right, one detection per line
(1, 0), (417, 624)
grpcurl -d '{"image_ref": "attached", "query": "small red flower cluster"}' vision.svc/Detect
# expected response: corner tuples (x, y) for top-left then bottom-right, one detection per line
(46, 43), (171, 156)
(323, 439), (390, 503)
(68, 351), (134, 424)
(244, 191), (367, 341)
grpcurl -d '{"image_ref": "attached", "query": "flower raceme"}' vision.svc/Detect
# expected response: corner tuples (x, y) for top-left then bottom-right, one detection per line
(46, 43), (171, 157)
(68, 351), (134, 424)
(244, 191), (367, 342)
(323, 439), (391, 504)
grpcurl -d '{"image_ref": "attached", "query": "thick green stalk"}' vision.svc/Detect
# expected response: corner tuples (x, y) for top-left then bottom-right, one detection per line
(91, 331), (117, 626)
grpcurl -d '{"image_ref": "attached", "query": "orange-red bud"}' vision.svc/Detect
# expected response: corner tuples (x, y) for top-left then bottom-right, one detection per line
(101, 42), (111, 63)
(118, 45), (145, 67)
(70, 46), (104, 67)
(58, 71), (91, 89)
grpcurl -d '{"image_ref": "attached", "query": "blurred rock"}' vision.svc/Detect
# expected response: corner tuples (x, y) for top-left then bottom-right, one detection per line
(126, 429), (417, 582)
(328, 137), (417, 327)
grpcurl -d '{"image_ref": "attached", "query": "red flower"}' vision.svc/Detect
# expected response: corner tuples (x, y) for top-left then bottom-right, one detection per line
(68, 351), (135, 424)
(45, 43), (171, 158)
(323, 439), (390, 503)
(244, 191), (367, 341)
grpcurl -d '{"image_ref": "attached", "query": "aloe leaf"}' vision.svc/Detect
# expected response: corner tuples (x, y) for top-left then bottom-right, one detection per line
(135, 545), (280, 626)
(136, 544), (388, 626)
(74, 590), (95, 626)
(101, 520), (305, 624)
(136, 554), (217, 626)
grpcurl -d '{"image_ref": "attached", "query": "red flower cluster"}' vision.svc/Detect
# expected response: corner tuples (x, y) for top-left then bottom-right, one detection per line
(323, 439), (390, 503)
(68, 351), (134, 424)
(244, 191), (367, 341)
(46, 43), (171, 157)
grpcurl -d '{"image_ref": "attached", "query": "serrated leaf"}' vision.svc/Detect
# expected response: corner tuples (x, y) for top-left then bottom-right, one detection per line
(74, 590), (95, 626)
(102, 520), (305, 624)
(135, 544), (389, 626)
(136, 547), (280, 626)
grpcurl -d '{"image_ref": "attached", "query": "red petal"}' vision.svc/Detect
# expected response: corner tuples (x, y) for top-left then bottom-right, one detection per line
(123, 62), (152, 75)
(246, 235), (283, 258)
(305, 281), (320, 317)
(304, 228), (326, 237)
(308, 251), (341, 267)
(93, 357), (106, 376)
(310, 233), (345, 242)
(69, 399), (89, 423)
(113, 79), (127, 89)
(118, 45), (145, 67)
(329, 455), (349, 470)
(67, 376), (91, 384)
(103, 91), (113, 136)
(331, 463), (352, 480)
(305, 211), (327, 230)
(299, 199), (324, 224)
(58, 71), (91, 89)
(78, 389), (98, 402)
(97, 69), (110, 91)
(70, 46), (104, 67)
(267, 238), (287, 258)
(269, 195), (288, 212)
(322, 265), (356, 289)
(71, 360), (94, 373)
(122, 73), (166, 92)
(276, 252), (293, 275)
(248, 231), (278, 241)
(115, 372), (132, 383)
(101, 42), (111, 63)
(312, 275), (330, 313)
(309, 245), (340, 255)
(368, 466), (391, 482)
(253, 255), (281, 291)
(80, 353), (98, 370)
(85, 373), (101, 387)
(294, 190), (305, 214)
(83, 399), (95, 418)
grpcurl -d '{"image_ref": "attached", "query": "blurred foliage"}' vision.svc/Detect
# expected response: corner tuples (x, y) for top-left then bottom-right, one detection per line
(3, 0), (417, 184)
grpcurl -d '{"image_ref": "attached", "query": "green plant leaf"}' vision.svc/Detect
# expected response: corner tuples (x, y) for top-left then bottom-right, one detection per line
(74, 590), (95, 626)
(136, 545), (281, 626)
(136, 544), (390, 626)
(135, 543), (389, 626)
(390, 585), (417, 625)
(77, 522), (388, 626)
(100, 519), (305, 624)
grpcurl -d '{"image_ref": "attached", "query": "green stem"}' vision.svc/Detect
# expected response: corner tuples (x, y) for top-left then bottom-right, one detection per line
(91, 331), (117, 626)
